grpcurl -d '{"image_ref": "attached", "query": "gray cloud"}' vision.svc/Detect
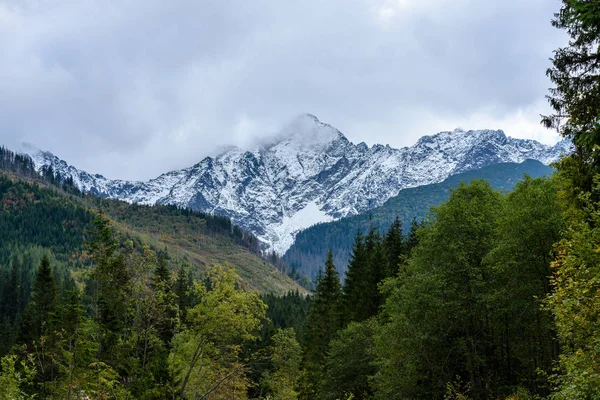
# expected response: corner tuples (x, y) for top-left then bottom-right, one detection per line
(0, 0), (565, 180)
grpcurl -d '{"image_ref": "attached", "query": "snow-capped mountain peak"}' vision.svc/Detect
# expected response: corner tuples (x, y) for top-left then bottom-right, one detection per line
(267, 113), (346, 150)
(20, 115), (572, 254)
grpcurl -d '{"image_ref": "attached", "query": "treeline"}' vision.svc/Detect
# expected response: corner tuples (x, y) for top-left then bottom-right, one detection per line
(296, 1), (600, 398)
(283, 159), (553, 281)
(0, 146), (81, 195)
(298, 175), (563, 399)
(1, 165), (590, 399)
(0, 147), (308, 286)
(0, 210), (311, 399)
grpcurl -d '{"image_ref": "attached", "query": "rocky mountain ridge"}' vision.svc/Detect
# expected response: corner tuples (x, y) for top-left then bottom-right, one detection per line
(24, 114), (572, 254)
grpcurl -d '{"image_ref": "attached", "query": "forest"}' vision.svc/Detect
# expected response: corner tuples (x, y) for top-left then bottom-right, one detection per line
(2, 1), (600, 399)
(283, 160), (553, 280)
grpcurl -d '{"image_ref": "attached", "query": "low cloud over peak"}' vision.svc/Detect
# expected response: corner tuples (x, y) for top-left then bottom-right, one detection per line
(0, 0), (564, 180)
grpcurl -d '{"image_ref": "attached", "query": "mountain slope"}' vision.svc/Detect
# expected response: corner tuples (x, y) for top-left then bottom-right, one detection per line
(0, 169), (306, 295)
(25, 114), (571, 254)
(283, 159), (553, 279)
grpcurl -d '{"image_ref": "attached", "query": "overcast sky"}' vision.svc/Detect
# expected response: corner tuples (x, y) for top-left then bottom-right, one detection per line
(0, 0), (565, 180)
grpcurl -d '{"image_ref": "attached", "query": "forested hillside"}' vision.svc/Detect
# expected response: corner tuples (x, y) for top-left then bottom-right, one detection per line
(284, 159), (552, 279)
(0, 168), (305, 295)
(2, 1), (600, 398)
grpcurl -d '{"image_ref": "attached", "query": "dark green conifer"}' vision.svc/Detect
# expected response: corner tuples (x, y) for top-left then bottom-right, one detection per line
(342, 230), (368, 323)
(405, 217), (420, 256)
(301, 250), (343, 399)
(21, 254), (57, 342)
(383, 216), (404, 278)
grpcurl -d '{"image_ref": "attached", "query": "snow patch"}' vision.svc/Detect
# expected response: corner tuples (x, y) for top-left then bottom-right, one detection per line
(270, 201), (333, 255)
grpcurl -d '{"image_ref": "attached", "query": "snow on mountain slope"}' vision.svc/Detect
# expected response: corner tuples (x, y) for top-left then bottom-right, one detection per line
(23, 114), (572, 254)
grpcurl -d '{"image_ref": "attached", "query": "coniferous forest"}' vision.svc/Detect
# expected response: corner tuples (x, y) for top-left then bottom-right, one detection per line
(2, 1), (600, 399)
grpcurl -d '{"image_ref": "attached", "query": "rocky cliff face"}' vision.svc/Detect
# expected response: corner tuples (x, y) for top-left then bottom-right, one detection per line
(26, 114), (572, 254)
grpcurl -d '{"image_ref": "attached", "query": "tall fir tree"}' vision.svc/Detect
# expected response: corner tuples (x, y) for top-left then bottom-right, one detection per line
(85, 210), (132, 367)
(20, 254), (58, 399)
(405, 217), (420, 257)
(383, 216), (404, 278)
(364, 225), (386, 318)
(152, 252), (171, 289)
(342, 230), (368, 323)
(174, 264), (193, 323)
(301, 250), (343, 399)
(21, 254), (57, 343)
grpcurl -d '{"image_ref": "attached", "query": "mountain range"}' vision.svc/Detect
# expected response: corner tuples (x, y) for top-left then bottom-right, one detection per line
(283, 159), (554, 279)
(22, 114), (571, 254)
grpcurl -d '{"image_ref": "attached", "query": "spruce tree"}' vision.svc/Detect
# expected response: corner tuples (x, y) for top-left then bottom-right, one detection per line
(21, 254), (57, 342)
(152, 252), (171, 290)
(364, 225), (386, 318)
(86, 210), (131, 364)
(174, 265), (192, 322)
(383, 216), (404, 278)
(151, 253), (179, 347)
(342, 230), (368, 323)
(543, 0), (600, 158)
(301, 250), (342, 399)
(405, 217), (420, 256)
(20, 254), (58, 398)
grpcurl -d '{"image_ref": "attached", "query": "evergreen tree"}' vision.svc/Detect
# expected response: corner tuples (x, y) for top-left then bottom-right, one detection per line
(174, 265), (193, 322)
(383, 216), (404, 278)
(363, 225), (386, 318)
(152, 252), (171, 288)
(20, 254), (58, 398)
(405, 217), (420, 256)
(301, 250), (342, 399)
(85, 210), (132, 367)
(542, 1), (600, 196)
(21, 255), (57, 341)
(543, 1), (600, 158)
(342, 230), (368, 323)
(150, 252), (179, 347)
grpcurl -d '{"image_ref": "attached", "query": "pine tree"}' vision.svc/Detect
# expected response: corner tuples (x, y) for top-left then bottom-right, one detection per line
(85, 210), (132, 364)
(301, 250), (342, 399)
(342, 230), (368, 323)
(150, 253), (179, 347)
(542, 1), (600, 157)
(383, 216), (404, 278)
(20, 254), (58, 398)
(405, 217), (420, 256)
(174, 265), (192, 322)
(364, 225), (386, 318)
(21, 254), (57, 343)
(152, 252), (171, 289)
(542, 1), (600, 193)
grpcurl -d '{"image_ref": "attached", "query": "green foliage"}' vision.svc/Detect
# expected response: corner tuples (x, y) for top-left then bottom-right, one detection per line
(21, 254), (58, 344)
(320, 318), (378, 400)
(486, 176), (564, 392)
(0, 355), (36, 400)
(301, 251), (343, 399)
(543, 0), (600, 164)
(545, 180), (600, 399)
(260, 328), (302, 400)
(342, 230), (369, 323)
(373, 179), (561, 399)
(284, 160), (553, 279)
(169, 265), (267, 399)
(261, 291), (311, 343)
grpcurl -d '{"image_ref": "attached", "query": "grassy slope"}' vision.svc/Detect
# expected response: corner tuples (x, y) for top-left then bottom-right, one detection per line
(0, 171), (306, 295)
